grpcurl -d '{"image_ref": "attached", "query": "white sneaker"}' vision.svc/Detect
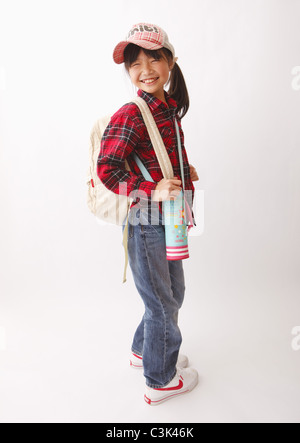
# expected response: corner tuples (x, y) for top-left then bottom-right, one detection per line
(144, 367), (198, 406)
(130, 352), (189, 370)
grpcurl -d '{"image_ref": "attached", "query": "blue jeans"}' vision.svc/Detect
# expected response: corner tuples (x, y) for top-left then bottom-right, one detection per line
(122, 204), (185, 388)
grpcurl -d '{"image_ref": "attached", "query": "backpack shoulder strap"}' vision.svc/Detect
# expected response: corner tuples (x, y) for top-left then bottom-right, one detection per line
(131, 97), (174, 179)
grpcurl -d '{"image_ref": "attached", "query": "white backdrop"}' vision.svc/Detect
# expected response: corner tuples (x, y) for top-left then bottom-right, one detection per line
(1, 0), (300, 423)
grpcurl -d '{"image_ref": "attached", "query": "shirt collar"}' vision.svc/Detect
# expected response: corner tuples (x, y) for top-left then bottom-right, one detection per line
(137, 89), (178, 116)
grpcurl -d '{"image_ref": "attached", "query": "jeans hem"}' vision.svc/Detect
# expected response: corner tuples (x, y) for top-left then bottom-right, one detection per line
(145, 368), (177, 389)
(131, 348), (143, 357)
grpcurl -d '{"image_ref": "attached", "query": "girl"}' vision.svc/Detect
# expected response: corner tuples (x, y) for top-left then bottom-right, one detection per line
(97, 23), (199, 406)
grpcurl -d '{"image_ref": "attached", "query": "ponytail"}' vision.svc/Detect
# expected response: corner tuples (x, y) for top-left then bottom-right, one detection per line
(167, 61), (190, 119)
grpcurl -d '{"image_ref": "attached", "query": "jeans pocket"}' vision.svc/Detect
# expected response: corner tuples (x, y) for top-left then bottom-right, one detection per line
(128, 222), (134, 238)
(141, 221), (164, 236)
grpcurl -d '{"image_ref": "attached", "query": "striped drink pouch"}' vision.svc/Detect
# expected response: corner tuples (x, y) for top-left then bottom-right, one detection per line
(163, 190), (193, 260)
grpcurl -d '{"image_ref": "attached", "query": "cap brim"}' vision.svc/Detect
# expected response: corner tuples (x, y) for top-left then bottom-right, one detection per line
(113, 40), (164, 64)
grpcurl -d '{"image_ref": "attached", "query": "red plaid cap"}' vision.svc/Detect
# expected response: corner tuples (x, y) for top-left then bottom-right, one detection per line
(113, 23), (175, 64)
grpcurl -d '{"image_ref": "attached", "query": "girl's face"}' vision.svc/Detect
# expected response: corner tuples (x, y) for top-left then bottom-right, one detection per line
(128, 49), (174, 102)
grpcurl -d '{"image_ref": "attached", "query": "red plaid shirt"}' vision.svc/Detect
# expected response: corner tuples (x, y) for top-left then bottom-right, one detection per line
(97, 89), (196, 224)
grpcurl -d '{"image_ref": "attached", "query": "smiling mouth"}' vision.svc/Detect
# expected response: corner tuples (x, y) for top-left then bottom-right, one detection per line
(140, 77), (159, 85)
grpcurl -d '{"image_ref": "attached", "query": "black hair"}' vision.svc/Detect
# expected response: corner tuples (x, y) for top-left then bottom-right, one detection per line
(124, 43), (189, 119)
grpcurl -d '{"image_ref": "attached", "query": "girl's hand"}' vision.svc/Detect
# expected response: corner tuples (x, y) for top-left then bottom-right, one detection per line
(153, 178), (182, 202)
(190, 164), (199, 181)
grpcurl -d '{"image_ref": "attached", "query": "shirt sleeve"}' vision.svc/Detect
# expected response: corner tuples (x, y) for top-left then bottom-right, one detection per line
(97, 111), (157, 201)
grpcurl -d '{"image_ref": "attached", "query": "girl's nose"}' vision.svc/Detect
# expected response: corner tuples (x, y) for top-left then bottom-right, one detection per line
(142, 63), (154, 74)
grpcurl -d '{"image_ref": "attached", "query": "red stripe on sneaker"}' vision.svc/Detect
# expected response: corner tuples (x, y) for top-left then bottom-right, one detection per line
(144, 390), (190, 405)
(154, 379), (183, 391)
(144, 395), (151, 405)
(132, 353), (143, 360)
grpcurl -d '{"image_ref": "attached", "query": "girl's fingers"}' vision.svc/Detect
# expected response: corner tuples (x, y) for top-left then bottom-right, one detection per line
(189, 165), (199, 181)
